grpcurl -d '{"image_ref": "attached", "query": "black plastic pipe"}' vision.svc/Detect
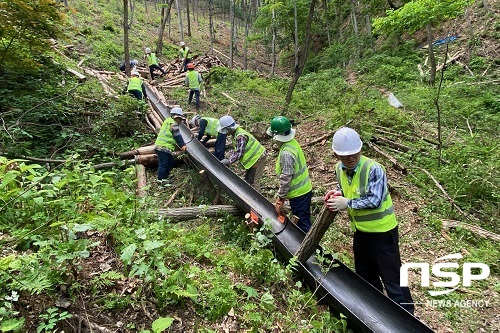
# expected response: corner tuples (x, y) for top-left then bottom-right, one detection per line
(145, 86), (434, 333)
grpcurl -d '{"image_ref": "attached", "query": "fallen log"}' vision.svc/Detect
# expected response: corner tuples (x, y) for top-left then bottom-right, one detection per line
(367, 142), (407, 174)
(118, 145), (156, 159)
(66, 68), (86, 81)
(371, 136), (412, 152)
(441, 219), (500, 242)
(134, 152), (185, 166)
(157, 205), (242, 222)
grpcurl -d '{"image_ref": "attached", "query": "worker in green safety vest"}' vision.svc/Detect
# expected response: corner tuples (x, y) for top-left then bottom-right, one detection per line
(179, 41), (191, 72)
(184, 63), (202, 110)
(218, 115), (266, 192)
(267, 116), (313, 233)
(154, 107), (187, 182)
(144, 47), (166, 80)
(123, 71), (147, 100)
(324, 127), (415, 315)
(190, 115), (226, 161)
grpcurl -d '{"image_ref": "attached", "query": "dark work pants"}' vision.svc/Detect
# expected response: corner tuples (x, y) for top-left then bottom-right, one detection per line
(213, 133), (226, 160)
(289, 191), (312, 233)
(188, 89), (200, 110)
(353, 226), (415, 314)
(149, 64), (166, 79)
(155, 149), (174, 180)
(128, 90), (142, 100)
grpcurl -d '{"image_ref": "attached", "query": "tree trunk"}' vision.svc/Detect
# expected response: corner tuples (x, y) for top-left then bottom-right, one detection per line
(243, 0), (249, 70)
(295, 205), (337, 263)
(186, 0), (191, 36)
(123, 0), (131, 77)
(323, 0), (331, 46)
(350, 0), (359, 37)
(427, 22), (436, 85)
(176, 0), (184, 42)
(157, 205), (242, 222)
(270, 8), (276, 77)
(229, 0), (235, 67)
(209, 0), (214, 54)
(283, 0), (317, 114)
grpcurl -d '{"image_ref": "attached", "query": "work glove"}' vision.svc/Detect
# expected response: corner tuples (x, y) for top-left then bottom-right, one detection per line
(275, 198), (285, 214)
(221, 159), (230, 166)
(326, 196), (349, 212)
(324, 190), (342, 202)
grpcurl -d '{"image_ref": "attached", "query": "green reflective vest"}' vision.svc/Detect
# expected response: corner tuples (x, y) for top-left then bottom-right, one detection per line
(186, 70), (201, 89)
(233, 127), (265, 169)
(127, 77), (143, 91)
(146, 53), (159, 66)
(180, 47), (190, 59)
(275, 139), (312, 199)
(202, 117), (219, 137)
(155, 118), (177, 151)
(336, 156), (397, 233)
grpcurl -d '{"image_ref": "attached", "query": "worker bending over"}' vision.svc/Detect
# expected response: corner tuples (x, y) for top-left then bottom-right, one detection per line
(190, 115), (226, 161)
(218, 115), (266, 192)
(154, 108), (187, 182)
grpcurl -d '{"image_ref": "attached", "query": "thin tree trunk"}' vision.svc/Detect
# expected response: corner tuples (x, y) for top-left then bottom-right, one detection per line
(176, 0), (184, 42)
(229, 0), (235, 67)
(209, 0), (214, 54)
(157, 205), (242, 222)
(242, 0), (249, 70)
(350, 0), (358, 37)
(123, 0), (131, 77)
(428, 22), (436, 85)
(283, 0), (317, 114)
(270, 8), (276, 77)
(323, 0), (331, 46)
(186, 0), (191, 36)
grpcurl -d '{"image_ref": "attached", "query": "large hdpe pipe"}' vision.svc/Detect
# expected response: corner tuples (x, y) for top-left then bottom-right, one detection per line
(146, 86), (434, 332)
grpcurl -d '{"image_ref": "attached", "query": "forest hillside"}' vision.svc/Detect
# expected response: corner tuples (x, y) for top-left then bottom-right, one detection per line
(0, 0), (498, 332)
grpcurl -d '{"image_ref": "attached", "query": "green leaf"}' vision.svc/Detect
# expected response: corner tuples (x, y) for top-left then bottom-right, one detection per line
(73, 223), (94, 232)
(260, 292), (275, 311)
(120, 244), (137, 264)
(151, 317), (174, 333)
(0, 317), (25, 331)
(245, 286), (258, 299)
(143, 240), (164, 252)
(186, 284), (198, 302)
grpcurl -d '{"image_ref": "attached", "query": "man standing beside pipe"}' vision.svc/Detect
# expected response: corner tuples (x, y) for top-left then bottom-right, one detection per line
(324, 127), (415, 315)
(218, 115), (266, 192)
(267, 116), (313, 233)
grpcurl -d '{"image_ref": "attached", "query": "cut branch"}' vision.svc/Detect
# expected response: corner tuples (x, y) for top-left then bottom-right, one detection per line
(367, 142), (407, 173)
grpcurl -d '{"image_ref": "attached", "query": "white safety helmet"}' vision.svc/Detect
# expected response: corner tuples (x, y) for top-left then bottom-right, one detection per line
(190, 115), (201, 127)
(145, 47), (151, 54)
(170, 107), (185, 119)
(180, 41), (185, 47)
(331, 127), (363, 155)
(131, 70), (140, 77)
(217, 115), (238, 134)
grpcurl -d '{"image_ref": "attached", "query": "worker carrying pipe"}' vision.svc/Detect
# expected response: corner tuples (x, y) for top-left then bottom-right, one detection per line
(190, 115), (226, 161)
(267, 116), (313, 233)
(324, 127), (415, 315)
(218, 115), (266, 192)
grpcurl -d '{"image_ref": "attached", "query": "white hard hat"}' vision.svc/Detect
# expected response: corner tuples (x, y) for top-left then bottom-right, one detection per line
(180, 41), (185, 46)
(145, 47), (151, 54)
(217, 115), (238, 134)
(190, 115), (201, 127)
(131, 70), (140, 76)
(331, 127), (363, 155)
(170, 107), (185, 119)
